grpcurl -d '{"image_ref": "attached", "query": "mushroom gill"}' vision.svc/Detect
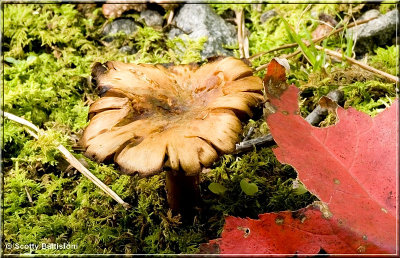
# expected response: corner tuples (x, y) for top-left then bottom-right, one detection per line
(82, 57), (263, 177)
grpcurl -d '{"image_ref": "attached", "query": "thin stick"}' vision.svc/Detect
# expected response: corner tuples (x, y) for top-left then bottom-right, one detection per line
(249, 16), (377, 62)
(25, 186), (33, 204)
(4, 112), (41, 133)
(315, 45), (399, 83)
(3, 112), (130, 209)
(236, 9), (249, 58)
(235, 89), (344, 153)
(255, 17), (380, 72)
(296, 4), (312, 33)
(235, 134), (274, 153)
(167, 9), (174, 26)
(243, 127), (254, 141)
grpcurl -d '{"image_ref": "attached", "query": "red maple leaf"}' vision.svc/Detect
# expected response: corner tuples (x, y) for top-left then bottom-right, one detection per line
(201, 59), (398, 255)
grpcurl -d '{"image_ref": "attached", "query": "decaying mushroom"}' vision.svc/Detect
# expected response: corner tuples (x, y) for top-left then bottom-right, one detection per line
(102, 1), (179, 19)
(81, 57), (263, 214)
(102, 3), (147, 19)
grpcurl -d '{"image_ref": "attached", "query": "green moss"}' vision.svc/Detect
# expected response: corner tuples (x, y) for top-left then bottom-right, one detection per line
(380, 1), (397, 14)
(370, 45), (399, 76)
(166, 36), (207, 64)
(201, 148), (316, 221)
(4, 3), (397, 255)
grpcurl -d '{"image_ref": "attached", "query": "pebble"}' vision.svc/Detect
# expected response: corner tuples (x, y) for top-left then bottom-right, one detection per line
(347, 9), (398, 54)
(102, 19), (138, 41)
(168, 4), (237, 59)
(260, 10), (277, 23)
(140, 9), (164, 28)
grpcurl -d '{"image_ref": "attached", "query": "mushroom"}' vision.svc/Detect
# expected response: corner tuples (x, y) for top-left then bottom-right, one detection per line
(81, 57), (263, 214)
(102, 1), (179, 19)
(102, 3), (147, 19)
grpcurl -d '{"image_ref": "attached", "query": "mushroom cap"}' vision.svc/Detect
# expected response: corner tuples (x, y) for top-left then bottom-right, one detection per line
(82, 57), (263, 177)
(102, 1), (179, 19)
(102, 3), (147, 19)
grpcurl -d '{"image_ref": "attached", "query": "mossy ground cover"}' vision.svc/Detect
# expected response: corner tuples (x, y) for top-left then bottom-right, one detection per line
(2, 3), (397, 254)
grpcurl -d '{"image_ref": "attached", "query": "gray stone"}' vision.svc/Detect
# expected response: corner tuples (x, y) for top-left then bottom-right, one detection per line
(347, 9), (398, 54)
(260, 10), (277, 23)
(168, 4), (237, 59)
(140, 9), (163, 28)
(358, 9), (381, 21)
(119, 45), (136, 54)
(102, 19), (138, 41)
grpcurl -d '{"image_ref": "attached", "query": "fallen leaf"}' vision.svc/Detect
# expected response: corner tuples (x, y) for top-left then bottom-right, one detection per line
(203, 59), (398, 254)
(311, 13), (337, 39)
(203, 205), (389, 254)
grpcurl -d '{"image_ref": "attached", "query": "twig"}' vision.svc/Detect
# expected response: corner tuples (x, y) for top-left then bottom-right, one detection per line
(235, 9), (249, 59)
(315, 45), (399, 83)
(25, 186), (33, 204)
(235, 89), (344, 153)
(254, 16), (379, 72)
(305, 90), (344, 125)
(167, 9), (174, 26)
(3, 112), (131, 209)
(250, 43), (298, 62)
(235, 134), (274, 153)
(250, 16), (377, 62)
(296, 4), (312, 33)
(243, 127), (254, 141)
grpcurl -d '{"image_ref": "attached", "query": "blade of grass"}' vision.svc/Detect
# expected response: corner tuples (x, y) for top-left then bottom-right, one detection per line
(345, 34), (354, 58)
(281, 17), (316, 66)
(249, 17), (377, 62)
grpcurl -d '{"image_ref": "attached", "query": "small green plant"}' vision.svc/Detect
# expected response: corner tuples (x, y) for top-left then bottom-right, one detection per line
(208, 182), (227, 195)
(240, 179), (259, 196)
(281, 17), (325, 71)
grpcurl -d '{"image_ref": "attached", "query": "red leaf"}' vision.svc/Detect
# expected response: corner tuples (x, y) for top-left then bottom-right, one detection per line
(203, 59), (398, 254)
(216, 205), (389, 254)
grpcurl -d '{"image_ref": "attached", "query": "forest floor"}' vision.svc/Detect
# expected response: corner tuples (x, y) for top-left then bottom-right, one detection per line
(2, 2), (398, 254)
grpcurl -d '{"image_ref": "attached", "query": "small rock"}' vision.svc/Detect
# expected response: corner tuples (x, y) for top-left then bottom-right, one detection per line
(358, 9), (381, 21)
(169, 28), (183, 38)
(168, 4), (237, 59)
(347, 9), (398, 54)
(260, 10), (277, 23)
(119, 46), (136, 55)
(140, 9), (163, 28)
(102, 19), (138, 41)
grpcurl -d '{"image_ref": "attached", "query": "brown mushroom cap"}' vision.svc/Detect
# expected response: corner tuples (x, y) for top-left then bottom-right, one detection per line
(82, 57), (263, 176)
(102, 1), (179, 19)
(102, 3), (147, 19)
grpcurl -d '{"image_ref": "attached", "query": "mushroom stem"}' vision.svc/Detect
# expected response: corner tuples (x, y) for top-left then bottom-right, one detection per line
(166, 170), (200, 216)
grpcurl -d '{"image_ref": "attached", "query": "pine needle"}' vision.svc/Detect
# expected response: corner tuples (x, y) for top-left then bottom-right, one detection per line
(3, 111), (131, 210)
